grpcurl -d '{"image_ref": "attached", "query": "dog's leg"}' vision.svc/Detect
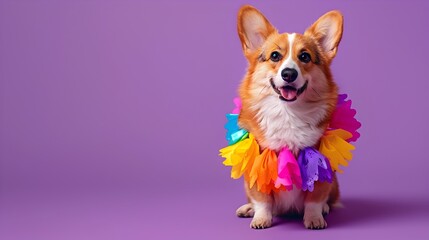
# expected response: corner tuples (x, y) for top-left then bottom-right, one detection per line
(244, 182), (273, 229)
(303, 180), (333, 229)
(250, 199), (273, 229)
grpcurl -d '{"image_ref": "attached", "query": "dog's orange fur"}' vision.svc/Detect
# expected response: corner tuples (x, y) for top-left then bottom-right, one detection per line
(234, 5), (344, 229)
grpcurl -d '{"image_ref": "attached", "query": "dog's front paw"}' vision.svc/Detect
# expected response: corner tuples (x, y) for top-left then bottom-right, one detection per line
(250, 216), (272, 229)
(303, 214), (327, 229)
(236, 203), (254, 218)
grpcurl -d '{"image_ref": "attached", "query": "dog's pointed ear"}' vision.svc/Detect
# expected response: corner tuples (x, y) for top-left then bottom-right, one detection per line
(304, 10), (343, 61)
(237, 5), (277, 56)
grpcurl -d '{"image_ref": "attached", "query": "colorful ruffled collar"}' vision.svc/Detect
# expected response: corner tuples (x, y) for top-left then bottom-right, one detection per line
(219, 94), (361, 194)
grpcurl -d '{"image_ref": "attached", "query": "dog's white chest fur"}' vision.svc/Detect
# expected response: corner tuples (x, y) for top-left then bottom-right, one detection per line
(254, 95), (327, 153)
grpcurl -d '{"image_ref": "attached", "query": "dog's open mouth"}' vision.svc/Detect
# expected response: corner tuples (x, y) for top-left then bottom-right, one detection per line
(270, 80), (308, 102)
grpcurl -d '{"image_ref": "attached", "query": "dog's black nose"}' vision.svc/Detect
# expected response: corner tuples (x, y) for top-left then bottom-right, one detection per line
(281, 68), (298, 83)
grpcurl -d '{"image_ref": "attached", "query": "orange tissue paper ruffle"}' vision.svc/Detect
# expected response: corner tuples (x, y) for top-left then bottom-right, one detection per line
(249, 148), (279, 194)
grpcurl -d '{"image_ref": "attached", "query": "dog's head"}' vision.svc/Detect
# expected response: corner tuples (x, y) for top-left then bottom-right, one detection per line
(237, 6), (342, 105)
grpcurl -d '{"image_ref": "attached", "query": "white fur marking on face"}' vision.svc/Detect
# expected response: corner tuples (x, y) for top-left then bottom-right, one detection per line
(273, 33), (305, 89)
(283, 33), (297, 68)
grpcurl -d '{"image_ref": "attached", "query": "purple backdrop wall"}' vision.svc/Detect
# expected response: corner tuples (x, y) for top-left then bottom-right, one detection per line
(1, 0), (428, 239)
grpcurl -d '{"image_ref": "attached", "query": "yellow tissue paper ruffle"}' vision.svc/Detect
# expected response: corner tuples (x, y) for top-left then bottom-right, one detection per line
(319, 129), (355, 173)
(249, 148), (278, 194)
(220, 134), (259, 180)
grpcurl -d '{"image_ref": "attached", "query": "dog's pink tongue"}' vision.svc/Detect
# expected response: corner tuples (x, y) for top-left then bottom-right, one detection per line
(280, 88), (297, 101)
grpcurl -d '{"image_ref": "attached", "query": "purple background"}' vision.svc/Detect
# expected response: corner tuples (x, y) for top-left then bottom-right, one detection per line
(1, 0), (428, 239)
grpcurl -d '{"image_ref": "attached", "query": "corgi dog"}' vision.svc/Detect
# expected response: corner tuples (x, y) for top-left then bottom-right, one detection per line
(234, 5), (343, 229)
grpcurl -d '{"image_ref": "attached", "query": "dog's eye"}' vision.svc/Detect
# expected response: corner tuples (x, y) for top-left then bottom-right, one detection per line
(298, 52), (311, 63)
(270, 51), (282, 62)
